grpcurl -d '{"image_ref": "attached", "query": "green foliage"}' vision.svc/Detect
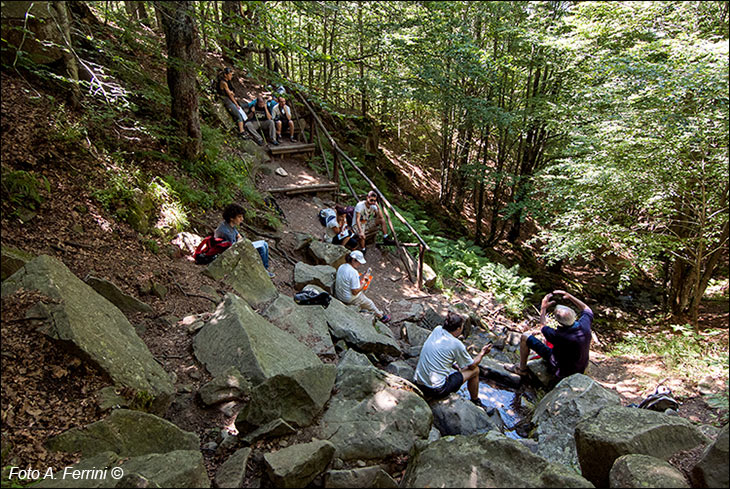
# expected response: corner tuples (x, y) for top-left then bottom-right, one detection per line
(609, 324), (729, 383)
(1, 170), (50, 212)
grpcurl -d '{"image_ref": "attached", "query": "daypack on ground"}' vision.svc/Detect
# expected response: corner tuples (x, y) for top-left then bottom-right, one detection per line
(294, 289), (331, 309)
(637, 385), (679, 412)
(193, 235), (232, 265)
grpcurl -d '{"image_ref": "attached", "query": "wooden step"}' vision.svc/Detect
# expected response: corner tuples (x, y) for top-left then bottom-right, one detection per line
(269, 142), (316, 156)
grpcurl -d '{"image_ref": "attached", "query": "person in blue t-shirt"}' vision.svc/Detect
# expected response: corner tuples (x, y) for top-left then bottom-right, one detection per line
(506, 290), (593, 380)
(214, 203), (275, 278)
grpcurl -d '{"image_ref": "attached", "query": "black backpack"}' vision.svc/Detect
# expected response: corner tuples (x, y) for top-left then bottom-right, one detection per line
(294, 289), (331, 308)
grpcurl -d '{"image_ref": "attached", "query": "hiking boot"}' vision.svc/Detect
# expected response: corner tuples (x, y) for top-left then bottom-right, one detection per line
(267, 271), (275, 278)
(238, 131), (250, 140)
(380, 314), (391, 323)
(271, 140), (280, 146)
(255, 138), (265, 146)
(290, 136), (297, 142)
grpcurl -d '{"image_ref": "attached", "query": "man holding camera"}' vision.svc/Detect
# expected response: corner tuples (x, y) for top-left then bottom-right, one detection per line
(506, 290), (593, 380)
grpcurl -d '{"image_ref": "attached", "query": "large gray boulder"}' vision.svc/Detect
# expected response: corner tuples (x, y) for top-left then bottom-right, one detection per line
(531, 374), (622, 471)
(84, 275), (153, 314)
(311, 288), (400, 356)
(193, 293), (324, 382)
(1, 2), (66, 65)
(308, 241), (349, 268)
(215, 447), (251, 489)
(384, 360), (415, 381)
(401, 432), (594, 488)
(430, 393), (502, 436)
(324, 466), (398, 488)
(262, 294), (335, 358)
(264, 439), (336, 488)
(1, 245), (34, 281)
(198, 367), (251, 406)
(609, 454), (690, 488)
(527, 358), (556, 387)
(479, 357), (521, 388)
(236, 364), (337, 430)
(400, 322), (431, 347)
(691, 423), (728, 488)
(47, 409), (199, 458)
(390, 301), (426, 324)
(575, 406), (710, 487)
(203, 239), (277, 307)
(293, 262), (336, 292)
(37, 450), (209, 488)
(317, 366), (432, 461)
(337, 349), (373, 369)
(1, 256), (174, 414)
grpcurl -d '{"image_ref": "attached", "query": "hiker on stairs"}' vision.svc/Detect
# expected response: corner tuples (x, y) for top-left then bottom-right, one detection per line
(352, 191), (391, 253)
(506, 290), (593, 380)
(245, 96), (278, 146)
(272, 96), (296, 143)
(215, 203), (275, 278)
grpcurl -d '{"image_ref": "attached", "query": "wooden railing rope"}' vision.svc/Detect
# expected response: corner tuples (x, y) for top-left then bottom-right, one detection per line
(295, 93), (431, 253)
(293, 91), (431, 289)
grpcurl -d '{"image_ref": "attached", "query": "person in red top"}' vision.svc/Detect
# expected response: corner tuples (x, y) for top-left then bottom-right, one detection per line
(506, 290), (593, 380)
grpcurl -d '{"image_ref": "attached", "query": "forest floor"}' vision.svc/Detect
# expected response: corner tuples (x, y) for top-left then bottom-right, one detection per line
(1, 68), (728, 484)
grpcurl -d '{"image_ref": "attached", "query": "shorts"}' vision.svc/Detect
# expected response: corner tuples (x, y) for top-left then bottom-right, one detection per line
(417, 371), (464, 400)
(527, 335), (553, 360)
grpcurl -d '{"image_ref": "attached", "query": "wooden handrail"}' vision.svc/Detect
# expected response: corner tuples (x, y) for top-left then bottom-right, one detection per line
(295, 93), (431, 252)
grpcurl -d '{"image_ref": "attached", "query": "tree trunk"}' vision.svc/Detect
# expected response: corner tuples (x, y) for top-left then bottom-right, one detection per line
(158, 1), (202, 161)
(52, 1), (80, 109)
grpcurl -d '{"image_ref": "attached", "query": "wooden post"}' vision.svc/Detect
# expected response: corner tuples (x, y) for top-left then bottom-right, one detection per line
(315, 125), (331, 180)
(417, 244), (425, 290)
(332, 151), (341, 203)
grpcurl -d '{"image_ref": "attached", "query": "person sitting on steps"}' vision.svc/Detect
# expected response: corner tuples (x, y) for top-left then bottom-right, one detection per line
(352, 190), (390, 253)
(245, 96), (278, 147)
(414, 311), (492, 408)
(321, 206), (358, 249)
(334, 250), (390, 322)
(506, 290), (593, 380)
(217, 67), (247, 138)
(214, 203), (275, 278)
(272, 96), (296, 142)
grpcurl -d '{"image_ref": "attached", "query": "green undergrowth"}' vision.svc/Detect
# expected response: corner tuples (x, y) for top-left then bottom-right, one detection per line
(608, 323), (729, 388)
(335, 152), (535, 317)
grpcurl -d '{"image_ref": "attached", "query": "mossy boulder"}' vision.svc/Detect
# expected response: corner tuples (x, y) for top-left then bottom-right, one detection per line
(203, 240), (277, 308)
(1, 256), (174, 414)
(401, 432), (594, 488)
(575, 406), (710, 487)
(1, 245), (34, 281)
(264, 439), (336, 488)
(609, 454), (690, 488)
(47, 409), (199, 458)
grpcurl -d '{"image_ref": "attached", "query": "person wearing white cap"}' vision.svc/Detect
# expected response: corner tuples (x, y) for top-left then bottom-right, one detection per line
(335, 250), (391, 323)
(506, 290), (593, 381)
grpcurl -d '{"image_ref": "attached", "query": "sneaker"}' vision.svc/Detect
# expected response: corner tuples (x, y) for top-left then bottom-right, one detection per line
(380, 314), (391, 323)
(470, 398), (485, 409)
(267, 271), (275, 278)
(271, 140), (280, 146)
(255, 138), (265, 146)
(290, 136), (297, 142)
(238, 131), (250, 139)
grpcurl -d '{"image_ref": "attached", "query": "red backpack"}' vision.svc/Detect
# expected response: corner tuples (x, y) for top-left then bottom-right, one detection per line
(193, 235), (232, 264)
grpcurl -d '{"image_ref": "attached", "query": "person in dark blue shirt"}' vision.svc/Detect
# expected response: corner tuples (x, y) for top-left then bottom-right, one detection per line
(506, 290), (592, 380)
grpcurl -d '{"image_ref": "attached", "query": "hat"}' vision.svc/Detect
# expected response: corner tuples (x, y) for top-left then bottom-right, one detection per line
(350, 250), (366, 264)
(554, 305), (577, 327)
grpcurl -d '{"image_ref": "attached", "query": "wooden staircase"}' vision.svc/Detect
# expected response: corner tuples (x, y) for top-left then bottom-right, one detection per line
(268, 141), (315, 160)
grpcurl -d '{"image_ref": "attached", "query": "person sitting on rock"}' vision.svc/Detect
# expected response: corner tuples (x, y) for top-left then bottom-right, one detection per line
(352, 191), (390, 253)
(506, 290), (593, 380)
(245, 96), (278, 146)
(335, 250), (390, 322)
(215, 203), (275, 278)
(414, 312), (492, 407)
